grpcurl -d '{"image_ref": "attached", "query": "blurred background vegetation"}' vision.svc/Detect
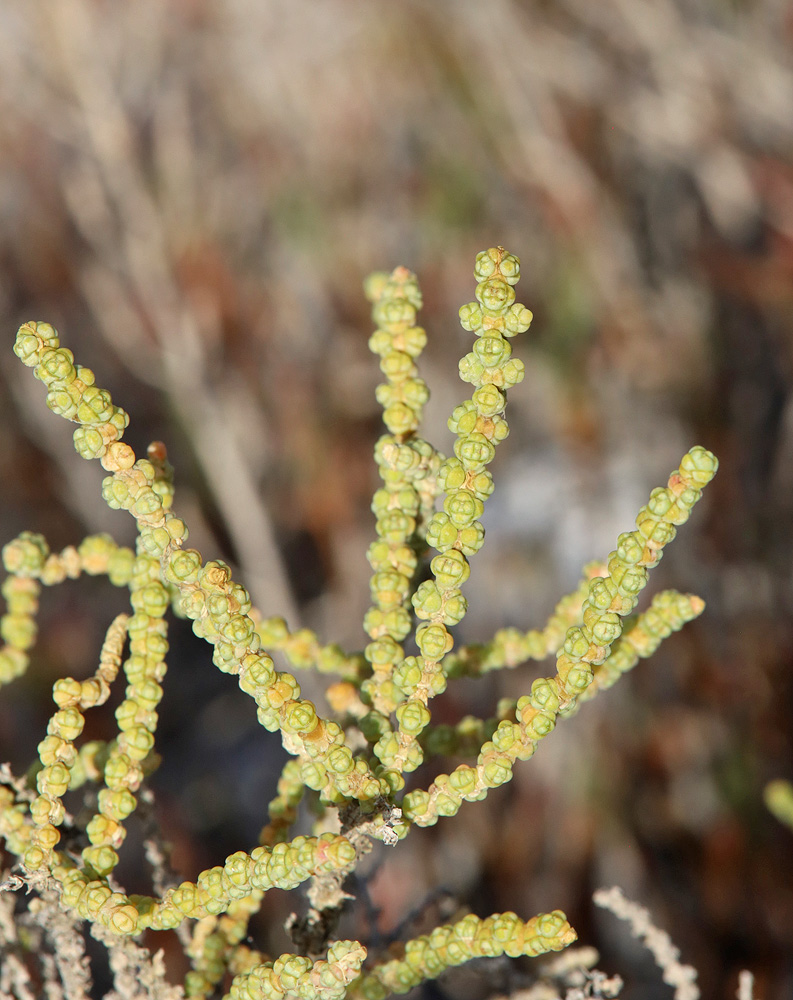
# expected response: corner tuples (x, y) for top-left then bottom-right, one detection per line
(1, 1), (792, 997)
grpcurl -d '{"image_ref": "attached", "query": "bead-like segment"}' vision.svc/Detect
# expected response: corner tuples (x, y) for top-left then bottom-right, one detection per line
(171, 557), (384, 803)
(185, 891), (265, 998)
(14, 322), (130, 463)
(361, 267), (440, 715)
(402, 448), (717, 827)
(23, 613), (131, 874)
(352, 911), (574, 996)
(258, 758), (306, 846)
(549, 446), (718, 711)
(578, 590), (705, 701)
(71, 560), (168, 878)
(363, 267), (443, 719)
(0, 784), (34, 860)
(376, 248), (532, 774)
(0, 574), (40, 687)
(155, 834), (356, 927)
(366, 267), (427, 437)
(226, 941), (366, 1000)
(0, 532), (49, 688)
(13, 322), (385, 808)
(45, 831), (358, 936)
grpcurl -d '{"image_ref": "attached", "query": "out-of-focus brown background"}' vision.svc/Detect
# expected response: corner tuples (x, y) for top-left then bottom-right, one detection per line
(1, 1), (792, 997)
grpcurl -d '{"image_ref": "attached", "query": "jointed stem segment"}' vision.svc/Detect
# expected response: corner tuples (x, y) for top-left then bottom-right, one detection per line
(370, 248), (533, 776)
(400, 446), (717, 827)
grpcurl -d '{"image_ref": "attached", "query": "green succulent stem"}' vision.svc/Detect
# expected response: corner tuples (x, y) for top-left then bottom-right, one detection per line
(12, 322), (389, 816)
(402, 446), (717, 827)
(350, 910), (576, 998)
(362, 265), (443, 722)
(373, 247), (533, 775)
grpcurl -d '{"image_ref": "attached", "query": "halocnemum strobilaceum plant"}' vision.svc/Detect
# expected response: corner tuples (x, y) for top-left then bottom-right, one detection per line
(0, 247), (717, 999)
